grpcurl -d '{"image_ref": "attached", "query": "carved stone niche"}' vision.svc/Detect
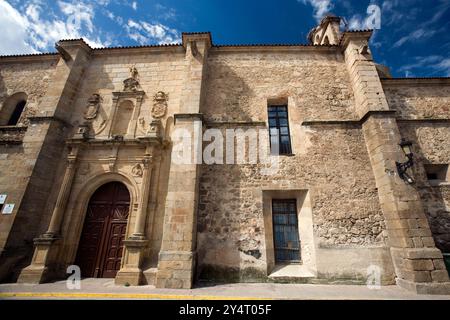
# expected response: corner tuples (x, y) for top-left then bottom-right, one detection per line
(108, 66), (146, 140)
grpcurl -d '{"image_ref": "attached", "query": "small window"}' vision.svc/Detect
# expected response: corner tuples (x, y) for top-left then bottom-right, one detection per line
(323, 36), (330, 45)
(7, 100), (27, 126)
(425, 164), (449, 182)
(268, 105), (292, 155)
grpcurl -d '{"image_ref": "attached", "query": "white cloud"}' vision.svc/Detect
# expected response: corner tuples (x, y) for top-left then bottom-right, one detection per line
(299, 0), (334, 21)
(131, 1), (137, 11)
(399, 55), (450, 77)
(58, 1), (95, 33)
(393, 28), (437, 48)
(125, 19), (181, 45)
(0, 0), (107, 55)
(0, 0), (35, 54)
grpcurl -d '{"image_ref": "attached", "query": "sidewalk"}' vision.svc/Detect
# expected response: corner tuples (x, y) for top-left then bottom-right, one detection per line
(0, 279), (449, 300)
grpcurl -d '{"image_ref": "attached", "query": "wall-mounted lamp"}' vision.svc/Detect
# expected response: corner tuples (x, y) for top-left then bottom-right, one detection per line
(396, 138), (414, 184)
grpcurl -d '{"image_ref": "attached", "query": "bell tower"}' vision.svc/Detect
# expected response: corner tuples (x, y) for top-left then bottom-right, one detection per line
(308, 14), (342, 45)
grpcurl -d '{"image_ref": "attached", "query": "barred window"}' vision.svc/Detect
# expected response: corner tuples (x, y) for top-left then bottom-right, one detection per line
(272, 199), (301, 263)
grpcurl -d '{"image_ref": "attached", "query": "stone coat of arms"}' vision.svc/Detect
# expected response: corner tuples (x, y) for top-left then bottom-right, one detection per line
(152, 91), (168, 119)
(84, 93), (101, 120)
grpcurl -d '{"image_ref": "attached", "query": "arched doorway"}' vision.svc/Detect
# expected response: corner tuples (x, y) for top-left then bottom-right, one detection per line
(75, 182), (130, 278)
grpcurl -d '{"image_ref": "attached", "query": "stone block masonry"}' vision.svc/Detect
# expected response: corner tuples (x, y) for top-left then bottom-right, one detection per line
(0, 16), (448, 294)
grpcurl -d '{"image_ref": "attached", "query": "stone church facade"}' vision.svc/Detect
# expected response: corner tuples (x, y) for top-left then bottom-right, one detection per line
(0, 16), (449, 294)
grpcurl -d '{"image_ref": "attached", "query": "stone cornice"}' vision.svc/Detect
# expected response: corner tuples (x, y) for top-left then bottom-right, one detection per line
(302, 112), (450, 128)
(381, 77), (450, 86)
(174, 113), (204, 124)
(210, 45), (339, 53)
(302, 110), (396, 127)
(182, 32), (212, 49)
(339, 30), (373, 49)
(92, 45), (185, 56)
(0, 53), (59, 64)
(28, 115), (72, 128)
(66, 136), (162, 147)
(205, 121), (267, 128)
(396, 118), (450, 123)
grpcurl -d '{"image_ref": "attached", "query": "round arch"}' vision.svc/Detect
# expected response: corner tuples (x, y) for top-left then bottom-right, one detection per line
(63, 171), (139, 266)
(0, 92), (28, 126)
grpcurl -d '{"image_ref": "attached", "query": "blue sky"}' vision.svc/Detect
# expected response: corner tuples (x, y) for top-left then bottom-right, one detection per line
(0, 0), (449, 77)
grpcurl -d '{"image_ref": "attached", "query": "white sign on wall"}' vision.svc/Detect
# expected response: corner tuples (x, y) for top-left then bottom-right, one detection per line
(0, 195), (6, 205)
(2, 204), (14, 215)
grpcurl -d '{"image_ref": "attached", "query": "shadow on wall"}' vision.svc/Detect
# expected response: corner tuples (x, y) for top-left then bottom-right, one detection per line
(404, 123), (450, 254)
(0, 73), (6, 100)
(195, 61), (270, 283)
(0, 58), (118, 283)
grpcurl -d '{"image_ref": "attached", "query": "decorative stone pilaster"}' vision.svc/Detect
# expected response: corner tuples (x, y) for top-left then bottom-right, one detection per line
(18, 144), (81, 283)
(116, 143), (156, 285)
(342, 31), (450, 295)
(156, 33), (210, 289)
(131, 147), (153, 240)
(44, 146), (80, 237)
(115, 239), (148, 286)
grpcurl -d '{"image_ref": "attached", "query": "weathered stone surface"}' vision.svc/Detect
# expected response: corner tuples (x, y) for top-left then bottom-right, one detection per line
(0, 18), (448, 294)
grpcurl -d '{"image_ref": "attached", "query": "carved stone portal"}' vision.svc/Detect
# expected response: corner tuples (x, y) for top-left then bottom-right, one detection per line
(152, 91), (168, 119)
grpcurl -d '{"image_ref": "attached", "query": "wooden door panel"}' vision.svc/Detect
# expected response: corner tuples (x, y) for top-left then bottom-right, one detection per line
(76, 220), (105, 277)
(101, 223), (127, 278)
(75, 182), (130, 279)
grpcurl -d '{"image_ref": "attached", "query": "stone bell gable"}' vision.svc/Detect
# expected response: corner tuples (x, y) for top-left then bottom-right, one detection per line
(0, 17), (449, 295)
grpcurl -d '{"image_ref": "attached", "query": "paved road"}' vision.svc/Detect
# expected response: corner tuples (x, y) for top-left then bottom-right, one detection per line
(0, 279), (449, 300)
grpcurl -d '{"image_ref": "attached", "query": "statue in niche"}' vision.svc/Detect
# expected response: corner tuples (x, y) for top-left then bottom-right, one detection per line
(84, 93), (101, 120)
(123, 65), (140, 92)
(152, 91), (168, 119)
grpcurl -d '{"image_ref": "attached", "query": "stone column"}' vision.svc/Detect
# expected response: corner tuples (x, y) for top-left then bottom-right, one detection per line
(132, 146), (153, 239)
(44, 146), (80, 237)
(115, 144), (154, 286)
(156, 33), (211, 289)
(17, 144), (81, 283)
(342, 32), (450, 294)
(17, 40), (92, 284)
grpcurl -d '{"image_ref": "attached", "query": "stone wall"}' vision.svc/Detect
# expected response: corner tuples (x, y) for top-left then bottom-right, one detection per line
(384, 84), (450, 119)
(0, 58), (58, 281)
(399, 122), (450, 253)
(61, 49), (187, 273)
(0, 58), (57, 125)
(197, 124), (388, 282)
(203, 49), (357, 123)
(197, 49), (388, 282)
(386, 82), (450, 254)
(68, 49), (186, 137)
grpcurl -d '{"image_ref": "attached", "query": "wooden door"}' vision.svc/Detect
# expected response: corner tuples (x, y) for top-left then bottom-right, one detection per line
(75, 182), (130, 278)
